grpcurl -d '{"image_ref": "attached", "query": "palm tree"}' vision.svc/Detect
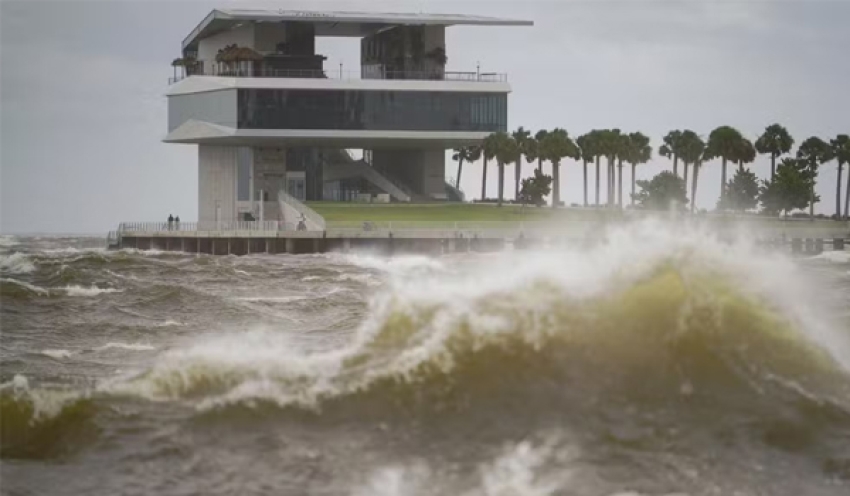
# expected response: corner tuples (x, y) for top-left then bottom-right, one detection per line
(796, 136), (833, 220)
(616, 133), (630, 208)
(659, 130), (684, 176)
(678, 132), (706, 213)
(540, 128), (580, 208)
(586, 130), (604, 206)
(576, 132), (595, 207)
(452, 145), (481, 190)
(735, 138), (756, 172)
(705, 126), (745, 208)
(523, 137), (539, 183)
(481, 133), (499, 201)
(492, 132), (519, 207)
(834, 135), (850, 219)
(755, 124), (794, 181)
(624, 132), (652, 207)
(512, 127), (532, 200)
(534, 130), (549, 173)
(596, 129), (622, 208)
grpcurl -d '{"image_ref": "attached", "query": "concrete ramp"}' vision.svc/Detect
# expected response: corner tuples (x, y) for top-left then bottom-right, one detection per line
(277, 190), (325, 231)
(324, 162), (412, 202)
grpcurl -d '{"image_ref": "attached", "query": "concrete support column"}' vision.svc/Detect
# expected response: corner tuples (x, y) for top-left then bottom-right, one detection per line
(805, 238), (814, 254)
(835, 238), (845, 251)
(343, 238), (351, 253)
(285, 238), (295, 254)
(181, 238), (185, 252)
(815, 238), (824, 254)
(265, 239), (270, 254)
(197, 238), (200, 254)
(791, 238), (802, 254)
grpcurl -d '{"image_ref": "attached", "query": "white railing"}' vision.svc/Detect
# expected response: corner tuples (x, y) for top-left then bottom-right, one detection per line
(118, 221), (294, 233)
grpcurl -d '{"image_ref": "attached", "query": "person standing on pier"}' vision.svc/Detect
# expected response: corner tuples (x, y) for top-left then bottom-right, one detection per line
(167, 214), (174, 231)
(175, 215), (180, 231)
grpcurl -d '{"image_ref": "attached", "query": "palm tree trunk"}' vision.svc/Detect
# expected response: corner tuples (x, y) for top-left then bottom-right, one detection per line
(683, 162), (689, 198)
(810, 181), (815, 221)
(514, 159), (522, 200)
(845, 165), (850, 219)
(631, 163), (636, 206)
(552, 161), (560, 208)
(770, 154), (777, 181)
(456, 158), (464, 190)
(595, 157), (601, 206)
(582, 160), (588, 207)
(608, 157), (615, 208)
(481, 158), (488, 201)
(537, 157), (542, 173)
(691, 162), (700, 214)
(720, 158), (728, 207)
(617, 159), (623, 208)
(738, 161), (743, 173)
(836, 163), (843, 219)
(673, 155), (678, 177)
(497, 161), (505, 207)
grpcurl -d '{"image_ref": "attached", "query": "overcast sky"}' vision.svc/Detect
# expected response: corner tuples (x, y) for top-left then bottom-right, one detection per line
(2, 0), (848, 233)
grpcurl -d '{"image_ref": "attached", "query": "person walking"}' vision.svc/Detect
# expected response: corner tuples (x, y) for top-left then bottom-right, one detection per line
(167, 214), (174, 231)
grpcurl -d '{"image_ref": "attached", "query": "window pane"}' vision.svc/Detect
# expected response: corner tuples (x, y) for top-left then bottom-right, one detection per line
(237, 89), (506, 132)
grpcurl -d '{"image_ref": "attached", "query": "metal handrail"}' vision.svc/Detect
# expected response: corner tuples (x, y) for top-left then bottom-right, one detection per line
(168, 68), (508, 85)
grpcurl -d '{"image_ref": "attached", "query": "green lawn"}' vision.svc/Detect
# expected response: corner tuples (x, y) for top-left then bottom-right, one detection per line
(306, 202), (849, 231)
(308, 202), (563, 223)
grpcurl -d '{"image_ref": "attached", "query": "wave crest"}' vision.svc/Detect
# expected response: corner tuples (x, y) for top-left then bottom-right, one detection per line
(0, 376), (98, 459)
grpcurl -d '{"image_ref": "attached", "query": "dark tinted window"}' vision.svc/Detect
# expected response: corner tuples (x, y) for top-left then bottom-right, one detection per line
(237, 89), (506, 132)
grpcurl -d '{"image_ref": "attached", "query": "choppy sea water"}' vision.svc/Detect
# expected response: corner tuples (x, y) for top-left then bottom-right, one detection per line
(1, 223), (849, 496)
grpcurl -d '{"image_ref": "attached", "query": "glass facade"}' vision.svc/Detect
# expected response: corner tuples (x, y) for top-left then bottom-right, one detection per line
(236, 147), (252, 201)
(237, 89), (506, 133)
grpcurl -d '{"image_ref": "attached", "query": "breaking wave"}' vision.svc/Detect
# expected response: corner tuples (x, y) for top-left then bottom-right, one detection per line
(61, 285), (123, 297)
(0, 278), (50, 298)
(0, 252), (35, 274)
(109, 222), (850, 423)
(0, 375), (98, 458)
(92, 342), (155, 352)
(41, 349), (74, 359)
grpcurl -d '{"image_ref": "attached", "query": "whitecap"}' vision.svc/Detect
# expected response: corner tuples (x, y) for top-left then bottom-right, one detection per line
(92, 342), (155, 352)
(0, 235), (19, 248)
(0, 278), (49, 295)
(41, 349), (74, 359)
(154, 320), (186, 327)
(62, 285), (123, 297)
(0, 252), (35, 274)
(810, 250), (850, 264)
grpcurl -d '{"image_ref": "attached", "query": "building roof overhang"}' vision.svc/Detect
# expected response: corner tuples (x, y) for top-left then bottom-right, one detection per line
(164, 120), (491, 148)
(183, 8), (533, 51)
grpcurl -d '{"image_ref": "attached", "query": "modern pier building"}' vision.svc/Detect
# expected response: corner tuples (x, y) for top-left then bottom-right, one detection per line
(166, 9), (532, 225)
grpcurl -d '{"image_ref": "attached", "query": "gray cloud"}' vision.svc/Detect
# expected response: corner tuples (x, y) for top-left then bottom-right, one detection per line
(2, 0), (848, 233)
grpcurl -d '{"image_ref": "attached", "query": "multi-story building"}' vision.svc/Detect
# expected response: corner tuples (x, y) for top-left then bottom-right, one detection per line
(165, 9), (532, 224)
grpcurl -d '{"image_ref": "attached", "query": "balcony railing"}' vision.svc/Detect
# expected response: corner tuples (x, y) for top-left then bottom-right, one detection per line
(168, 68), (508, 85)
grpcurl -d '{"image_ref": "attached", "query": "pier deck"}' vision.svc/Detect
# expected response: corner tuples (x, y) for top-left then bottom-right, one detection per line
(109, 219), (850, 256)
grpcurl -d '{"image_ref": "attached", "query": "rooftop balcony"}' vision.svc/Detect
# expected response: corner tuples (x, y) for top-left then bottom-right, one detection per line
(167, 67), (508, 85)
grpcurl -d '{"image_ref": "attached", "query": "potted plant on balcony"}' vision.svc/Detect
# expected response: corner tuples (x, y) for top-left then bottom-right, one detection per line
(425, 46), (447, 79)
(426, 46), (447, 66)
(171, 58), (183, 81)
(215, 45), (263, 76)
